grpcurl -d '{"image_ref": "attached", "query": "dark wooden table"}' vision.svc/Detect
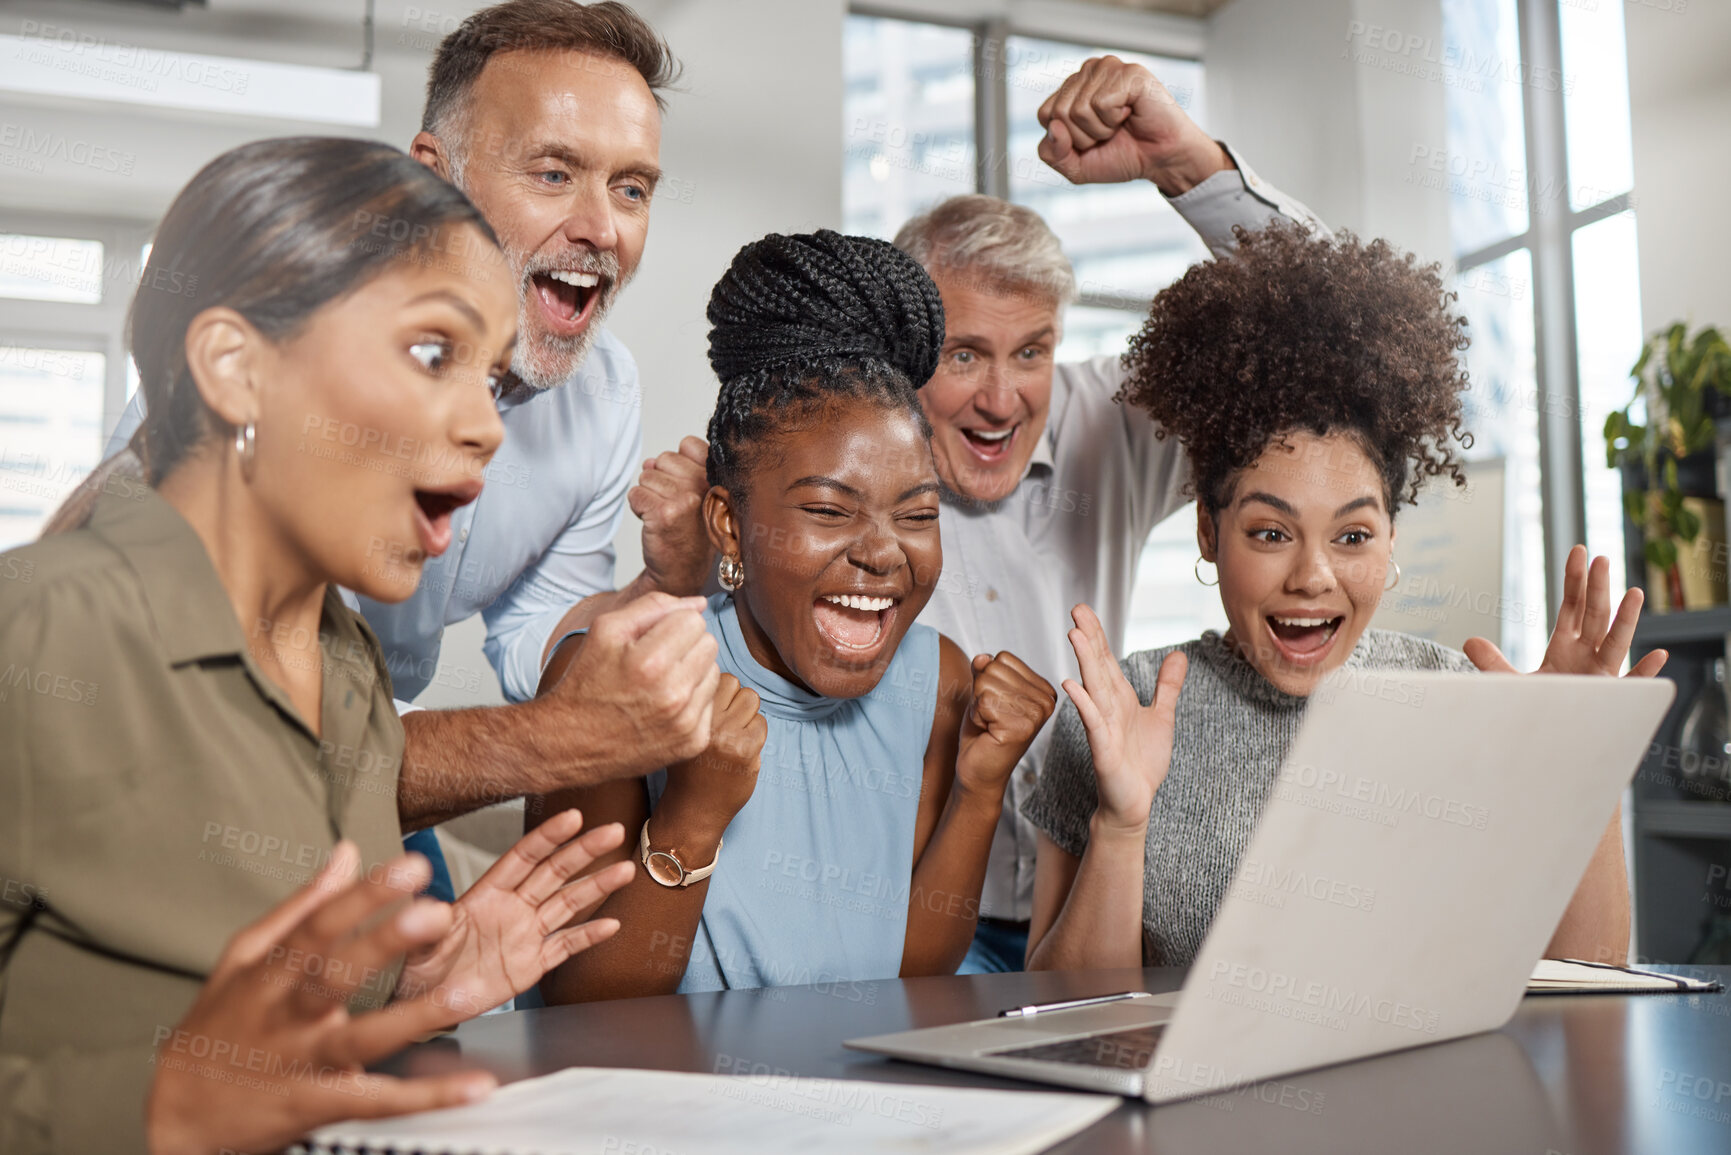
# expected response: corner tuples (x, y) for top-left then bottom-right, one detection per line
(386, 965), (1731, 1153)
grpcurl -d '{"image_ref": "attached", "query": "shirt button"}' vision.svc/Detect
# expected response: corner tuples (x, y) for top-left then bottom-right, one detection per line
(986, 587), (998, 602)
(459, 527), (470, 543)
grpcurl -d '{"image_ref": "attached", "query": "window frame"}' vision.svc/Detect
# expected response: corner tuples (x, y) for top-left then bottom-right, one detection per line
(0, 208), (155, 446)
(1452, 0), (1634, 624)
(851, 0), (1206, 317)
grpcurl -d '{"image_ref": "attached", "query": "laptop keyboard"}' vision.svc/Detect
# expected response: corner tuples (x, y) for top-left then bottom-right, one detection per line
(988, 1024), (1166, 1070)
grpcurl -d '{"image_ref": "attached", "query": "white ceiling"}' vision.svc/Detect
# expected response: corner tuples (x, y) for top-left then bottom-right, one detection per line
(1082, 0), (1233, 14)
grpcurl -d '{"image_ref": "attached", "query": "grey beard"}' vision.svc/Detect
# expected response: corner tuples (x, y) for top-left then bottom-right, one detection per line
(504, 258), (629, 392)
(509, 292), (612, 392)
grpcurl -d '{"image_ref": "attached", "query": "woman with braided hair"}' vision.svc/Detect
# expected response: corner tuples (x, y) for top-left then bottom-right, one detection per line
(534, 230), (1057, 999)
(1021, 222), (1665, 972)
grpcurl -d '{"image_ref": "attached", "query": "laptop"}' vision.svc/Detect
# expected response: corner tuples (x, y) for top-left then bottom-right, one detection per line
(847, 671), (1673, 1103)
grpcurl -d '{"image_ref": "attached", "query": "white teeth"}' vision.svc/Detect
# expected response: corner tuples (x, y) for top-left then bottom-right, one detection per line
(1272, 616), (1334, 628)
(822, 594), (894, 612)
(547, 270), (600, 288)
(967, 428), (1013, 442)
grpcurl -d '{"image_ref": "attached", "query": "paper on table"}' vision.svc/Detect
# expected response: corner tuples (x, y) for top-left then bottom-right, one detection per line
(304, 1066), (1120, 1155)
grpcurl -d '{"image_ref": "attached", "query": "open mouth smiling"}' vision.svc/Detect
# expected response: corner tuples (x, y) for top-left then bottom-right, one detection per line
(530, 268), (605, 337)
(959, 424), (1017, 464)
(1264, 613), (1345, 666)
(812, 591), (900, 660)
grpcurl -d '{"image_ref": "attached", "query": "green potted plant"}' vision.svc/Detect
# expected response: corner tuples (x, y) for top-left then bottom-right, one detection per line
(1604, 323), (1731, 611)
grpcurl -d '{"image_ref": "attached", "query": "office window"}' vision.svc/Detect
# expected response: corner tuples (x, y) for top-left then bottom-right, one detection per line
(1442, 0), (1640, 667)
(1573, 210), (1641, 593)
(0, 216), (148, 547)
(1442, 0), (1529, 258)
(0, 346), (106, 549)
(843, 16), (976, 241)
(1004, 36), (1209, 357)
(0, 233), (105, 304)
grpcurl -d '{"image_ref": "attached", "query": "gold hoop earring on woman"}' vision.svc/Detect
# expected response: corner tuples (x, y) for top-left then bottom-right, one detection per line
(1194, 556), (1219, 587)
(1384, 559), (1402, 592)
(719, 555), (745, 592)
(234, 421), (257, 482)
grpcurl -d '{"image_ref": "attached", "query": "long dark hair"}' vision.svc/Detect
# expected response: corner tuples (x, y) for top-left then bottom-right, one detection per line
(45, 136), (498, 531)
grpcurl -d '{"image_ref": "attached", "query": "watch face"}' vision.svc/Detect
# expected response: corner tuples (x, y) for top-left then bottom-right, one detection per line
(645, 850), (685, 887)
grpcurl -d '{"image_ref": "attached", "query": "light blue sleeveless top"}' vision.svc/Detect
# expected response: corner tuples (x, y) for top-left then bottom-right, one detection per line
(646, 592), (939, 992)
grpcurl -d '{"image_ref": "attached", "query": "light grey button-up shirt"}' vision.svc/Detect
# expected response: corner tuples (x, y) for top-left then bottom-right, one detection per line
(917, 147), (1329, 922)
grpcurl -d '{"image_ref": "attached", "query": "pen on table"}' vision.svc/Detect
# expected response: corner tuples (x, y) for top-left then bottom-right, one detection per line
(997, 991), (1153, 1019)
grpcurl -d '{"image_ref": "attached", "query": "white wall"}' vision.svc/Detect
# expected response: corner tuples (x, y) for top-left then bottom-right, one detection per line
(1205, 0), (1450, 267)
(1625, 2), (1731, 334)
(601, 0), (846, 583)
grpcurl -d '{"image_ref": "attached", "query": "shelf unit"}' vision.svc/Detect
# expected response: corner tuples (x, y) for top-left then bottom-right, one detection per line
(1624, 464), (1731, 963)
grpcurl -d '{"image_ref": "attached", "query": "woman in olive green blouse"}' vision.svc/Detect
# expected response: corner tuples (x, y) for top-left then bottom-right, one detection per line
(0, 138), (632, 1155)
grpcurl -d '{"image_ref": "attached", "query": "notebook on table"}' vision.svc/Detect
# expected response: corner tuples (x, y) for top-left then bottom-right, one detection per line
(300, 1066), (1120, 1155)
(1527, 958), (1723, 995)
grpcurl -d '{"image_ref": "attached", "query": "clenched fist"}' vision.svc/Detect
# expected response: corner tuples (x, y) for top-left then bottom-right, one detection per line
(539, 593), (722, 776)
(1036, 55), (1230, 195)
(629, 435), (715, 597)
(955, 650), (1057, 797)
(658, 673), (768, 840)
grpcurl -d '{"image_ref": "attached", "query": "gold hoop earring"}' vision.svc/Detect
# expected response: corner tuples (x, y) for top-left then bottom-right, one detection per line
(1194, 557), (1219, 587)
(234, 421), (256, 482)
(718, 555), (745, 592)
(1384, 559), (1402, 592)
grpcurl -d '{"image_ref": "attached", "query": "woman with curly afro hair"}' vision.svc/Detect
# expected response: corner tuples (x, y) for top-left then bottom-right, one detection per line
(1021, 221), (1666, 973)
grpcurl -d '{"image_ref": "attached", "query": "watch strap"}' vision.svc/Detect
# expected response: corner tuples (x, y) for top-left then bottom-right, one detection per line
(638, 817), (721, 888)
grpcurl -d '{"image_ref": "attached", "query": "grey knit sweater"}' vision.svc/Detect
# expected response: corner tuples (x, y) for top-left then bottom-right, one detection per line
(1021, 628), (1474, 966)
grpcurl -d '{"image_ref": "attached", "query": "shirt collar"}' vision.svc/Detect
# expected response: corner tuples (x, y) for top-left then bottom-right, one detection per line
(1022, 366), (1070, 483)
(85, 485), (386, 749)
(87, 485), (248, 666)
(1025, 417), (1057, 478)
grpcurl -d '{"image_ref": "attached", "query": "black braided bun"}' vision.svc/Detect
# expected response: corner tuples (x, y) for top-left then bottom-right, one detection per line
(704, 229), (944, 492)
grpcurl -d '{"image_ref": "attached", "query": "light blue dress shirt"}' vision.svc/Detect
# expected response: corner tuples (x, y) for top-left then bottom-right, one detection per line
(103, 327), (642, 704)
(646, 593), (937, 992)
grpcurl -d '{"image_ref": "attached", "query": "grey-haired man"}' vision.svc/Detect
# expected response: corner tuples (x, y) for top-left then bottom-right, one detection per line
(895, 56), (1330, 971)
